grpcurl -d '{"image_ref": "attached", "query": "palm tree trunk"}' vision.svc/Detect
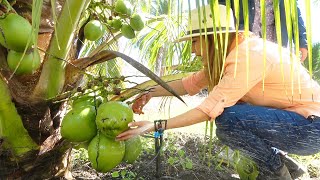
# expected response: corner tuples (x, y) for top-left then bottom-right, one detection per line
(0, 1), (88, 178)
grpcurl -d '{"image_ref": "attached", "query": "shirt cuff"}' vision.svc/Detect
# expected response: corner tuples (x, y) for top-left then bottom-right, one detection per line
(196, 90), (226, 119)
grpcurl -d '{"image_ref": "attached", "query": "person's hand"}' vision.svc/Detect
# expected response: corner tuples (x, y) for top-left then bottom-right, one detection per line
(299, 47), (308, 62)
(132, 92), (152, 114)
(116, 121), (154, 141)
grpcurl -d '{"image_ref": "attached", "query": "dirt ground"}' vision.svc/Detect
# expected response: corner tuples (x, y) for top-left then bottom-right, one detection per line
(70, 131), (320, 180)
(70, 96), (241, 180)
(71, 131), (240, 180)
(70, 96), (320, 180)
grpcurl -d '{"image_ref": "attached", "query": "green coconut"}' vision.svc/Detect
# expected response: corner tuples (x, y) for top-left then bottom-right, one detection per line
(84, 20), (104, 41)
(88, 134), (125, 172)
(7, 49), (41, 75)
(130, 14), (144, 31)
(0, 13), (34, 52)
(121, 24), (135, 39)
(123, 136), (142, 163)
(95, 101), (133, 138)
(114, 0), (128, 15)
(61, 105), (97, 142)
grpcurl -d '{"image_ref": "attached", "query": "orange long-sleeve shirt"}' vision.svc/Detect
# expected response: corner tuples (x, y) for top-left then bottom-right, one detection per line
(182, 37), (320, 119)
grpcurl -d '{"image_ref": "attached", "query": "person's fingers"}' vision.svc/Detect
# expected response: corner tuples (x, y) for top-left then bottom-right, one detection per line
(132, 94), (149, 114)
(116, 134), (132, 140)
(116, 121), (153, 140)
(116, 127), (143, 141)
(132, 104), (140, 113)
(299, 48), (308, 62)
(128, 121), (147, 127)
(132, 99), (143, 113)
(116, 127), (141, 139)
(140, 95), (146, 104)
(301, 52), (307, 62)
(133, 107), (144, 114)
(145, 93), (152, 102)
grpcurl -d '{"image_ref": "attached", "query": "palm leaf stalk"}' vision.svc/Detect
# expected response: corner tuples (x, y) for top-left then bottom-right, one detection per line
(304, 0), (313, 79)
(241, 0), (250, 88)
(304, 43), (320, 82)
(65, 49), (186, 103)
(274, 0), (289, 99)
(109, 50), (186, 103)
(290, 0), (302, 96)
(111, 72), (192, 101)
(198, 0), (231, 166)
(34, 0), (90, 99)
(260, 0), (267, 92)
(286, 0), (301, 95)
(204, 0), (214, 166)
(233, 0), (240, 79)
(0, 77), (38, 157)
(273, 0), (283, 55)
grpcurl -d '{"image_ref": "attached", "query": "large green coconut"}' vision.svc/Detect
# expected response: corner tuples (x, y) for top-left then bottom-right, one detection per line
(88, 133), (125, 172)
(123, 136), (142, 164)
(0, 13), (34, 52)
(96, 101), (133, 138)
(130, 14), (144, 31)
(61, 105), (97, 142)
(7, 49), (41, 75)
(115, 0), (131, 16)
(121, 24), (135, 39)
(107, 18), (122, 32)
(84, 20), (104, 41)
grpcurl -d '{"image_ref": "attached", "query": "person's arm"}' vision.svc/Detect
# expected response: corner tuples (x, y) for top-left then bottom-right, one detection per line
(132, 70), (208, 114)
(118, 44), (274, 141)
(148, 79), (188, 97)
(196, 48), (274, 118)
(132, 79), (187, 114)
(116, 108), (210, 141)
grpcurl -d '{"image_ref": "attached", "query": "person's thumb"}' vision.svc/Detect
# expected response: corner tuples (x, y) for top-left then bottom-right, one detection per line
(128, 121), (146, 128)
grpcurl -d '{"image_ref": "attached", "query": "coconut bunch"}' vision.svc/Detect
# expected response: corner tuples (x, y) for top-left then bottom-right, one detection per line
(0, 13), (41, 75)
(84, 0), (145, 41)
(60, 91), (142, 172)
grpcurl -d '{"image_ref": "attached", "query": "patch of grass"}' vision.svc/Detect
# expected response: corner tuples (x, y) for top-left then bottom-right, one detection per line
(111, 169), (144, 180)
(290, 152), (320, 178)
(71, 147), (89, 167)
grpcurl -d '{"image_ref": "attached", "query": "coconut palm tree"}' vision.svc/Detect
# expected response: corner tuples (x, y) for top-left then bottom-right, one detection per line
(0, 0), (183, 178)
(0, 0), (315, 178)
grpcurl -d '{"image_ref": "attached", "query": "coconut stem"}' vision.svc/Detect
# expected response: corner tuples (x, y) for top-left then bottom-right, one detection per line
(34, 0), (90, 99)
(111, 73), (193, 101)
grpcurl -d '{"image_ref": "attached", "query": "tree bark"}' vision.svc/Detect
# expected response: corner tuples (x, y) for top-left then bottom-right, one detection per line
(0, 39), (71, 179)
(0, 1), (75, 178)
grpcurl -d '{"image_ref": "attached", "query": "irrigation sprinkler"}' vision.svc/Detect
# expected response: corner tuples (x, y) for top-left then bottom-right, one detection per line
(154, 120), (167, 178)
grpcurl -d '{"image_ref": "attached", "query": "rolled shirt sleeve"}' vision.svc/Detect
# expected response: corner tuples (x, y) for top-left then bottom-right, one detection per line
(197, 49), (273, 119)
(182, 70), (208, 96)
